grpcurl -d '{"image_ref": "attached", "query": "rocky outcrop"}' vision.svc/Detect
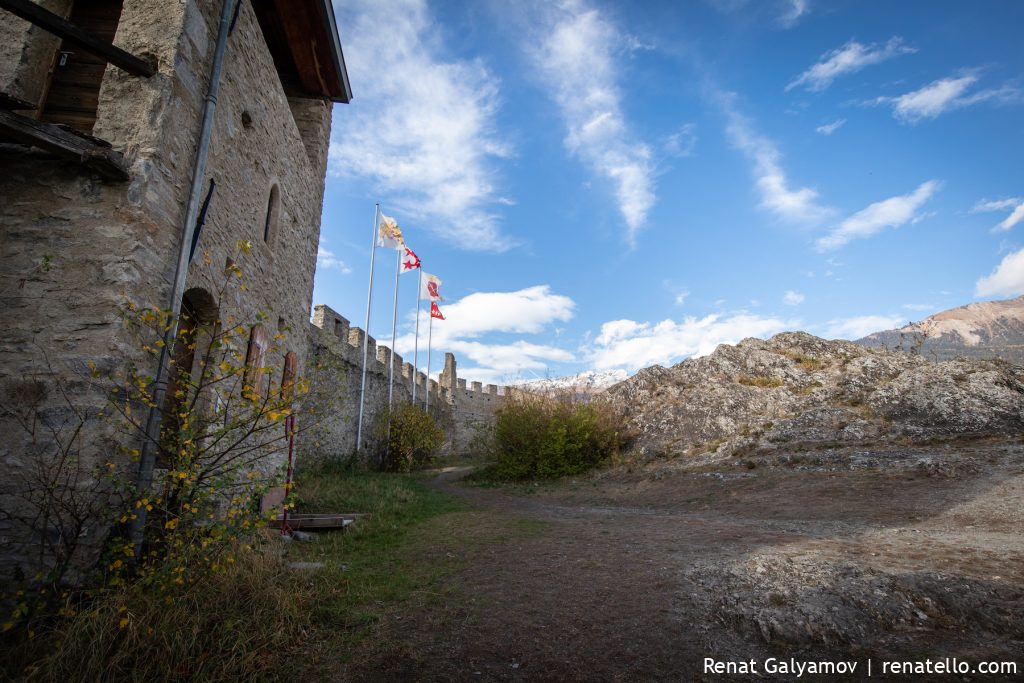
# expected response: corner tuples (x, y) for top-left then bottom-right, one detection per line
(606, 332), (1024, 459)
(858, 295), (1024, 363)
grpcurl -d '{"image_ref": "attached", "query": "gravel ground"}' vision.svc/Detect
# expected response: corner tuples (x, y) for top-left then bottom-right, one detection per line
(341, 439), (1024, 682)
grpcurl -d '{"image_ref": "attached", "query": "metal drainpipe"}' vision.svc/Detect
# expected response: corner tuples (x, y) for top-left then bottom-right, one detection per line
(129, 0), (240, 556)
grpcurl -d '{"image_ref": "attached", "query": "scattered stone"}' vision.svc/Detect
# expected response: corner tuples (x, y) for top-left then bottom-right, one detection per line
(286, 561), (324, 571)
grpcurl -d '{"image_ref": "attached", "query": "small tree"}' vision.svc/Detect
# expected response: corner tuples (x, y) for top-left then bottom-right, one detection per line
(373, 403), (445, 473)
(2, 241), (334, 631)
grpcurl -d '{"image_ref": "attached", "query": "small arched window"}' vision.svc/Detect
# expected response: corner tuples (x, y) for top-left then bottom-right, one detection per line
(263, 184), (280, 245)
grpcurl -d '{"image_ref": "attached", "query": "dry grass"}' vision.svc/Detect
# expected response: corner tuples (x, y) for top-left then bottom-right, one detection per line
(736, 374), (785, 388)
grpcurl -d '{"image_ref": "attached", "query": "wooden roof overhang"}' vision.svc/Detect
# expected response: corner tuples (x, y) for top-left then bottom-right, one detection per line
(250, 0), (352, 104)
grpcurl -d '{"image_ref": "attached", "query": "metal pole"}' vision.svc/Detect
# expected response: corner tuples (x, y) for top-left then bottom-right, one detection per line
(130, 0), (238, 556)
(356, 203), (380, 451)
(387, 248), (400, 411)
(412, 269), (422, 403)
(425, 312), (433, 413)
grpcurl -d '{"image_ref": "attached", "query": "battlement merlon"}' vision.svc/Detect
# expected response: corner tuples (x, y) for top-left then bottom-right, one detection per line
(312, 304), (350, 342)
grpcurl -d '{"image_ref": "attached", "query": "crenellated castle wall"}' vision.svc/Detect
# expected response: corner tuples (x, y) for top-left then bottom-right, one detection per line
(301, 304), (505, 462)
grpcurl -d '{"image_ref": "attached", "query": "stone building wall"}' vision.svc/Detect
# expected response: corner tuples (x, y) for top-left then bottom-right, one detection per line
(300, 304), (505, 463)
(0, 0), (333, 581)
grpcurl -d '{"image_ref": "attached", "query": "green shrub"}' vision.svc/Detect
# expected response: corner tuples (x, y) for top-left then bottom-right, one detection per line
(486, 391), (626, 480)
(373, 403), (445, 472)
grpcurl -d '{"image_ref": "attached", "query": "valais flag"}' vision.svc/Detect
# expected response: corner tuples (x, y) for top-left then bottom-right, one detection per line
(430, 302), (445, 320)
(420, 272), (443, 301)
(399, 245), (421, 274)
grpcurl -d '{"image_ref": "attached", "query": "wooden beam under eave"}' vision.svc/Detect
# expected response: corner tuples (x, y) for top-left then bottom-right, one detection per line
(0, 0), (155, 78)
(0, 109), (129, 180)
(271, 0), (341, 100)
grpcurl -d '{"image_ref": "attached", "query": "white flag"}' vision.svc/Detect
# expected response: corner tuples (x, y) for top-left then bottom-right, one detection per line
(376, 212), (405, 250)
(420, 272), (443, 301)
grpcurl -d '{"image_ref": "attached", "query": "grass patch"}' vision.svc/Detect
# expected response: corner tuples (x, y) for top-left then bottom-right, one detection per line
(287, 466), (467, 636)
(737, 374), (785, 388)
(782, 351), (825, 371)
(3, 467), (472, 682)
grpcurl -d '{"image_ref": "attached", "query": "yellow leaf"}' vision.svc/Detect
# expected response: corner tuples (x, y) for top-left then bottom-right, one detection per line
(119, 618), (129, 629)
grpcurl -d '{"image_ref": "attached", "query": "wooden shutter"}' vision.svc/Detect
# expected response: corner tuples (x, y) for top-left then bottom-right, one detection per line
(244, 326), (270, 397)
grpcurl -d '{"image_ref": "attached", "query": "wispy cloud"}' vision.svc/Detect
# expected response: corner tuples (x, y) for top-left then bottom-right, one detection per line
(783, 290), (805, 306)
(787, 37), (915, 92)
(816, 180), (941, 250)
(394, 285), (575, 384)
(664, 123), (698, 158)
(328, 0), (512, 251)
(779, 0), (810, 28)
(316, 245), (352, 274)
(903, 303), (936, 312)
(815, 118), (846, 135)
(976, 248), (1024, 297)
(973, 197), (1024, 232)
(822, 314), (905, 339)
(586, 312), (796, 372)
(722, 96), (833, 224)
(528, 0), (655, 245)
(871, 71), (1023, 124)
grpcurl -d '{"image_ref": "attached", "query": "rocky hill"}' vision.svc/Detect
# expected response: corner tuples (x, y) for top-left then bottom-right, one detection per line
(858, 295), (1024, 363)
(606, 332), (1024, 460)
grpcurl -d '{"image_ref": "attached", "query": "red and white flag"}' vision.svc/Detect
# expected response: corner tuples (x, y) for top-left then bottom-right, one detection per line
(420, 272), (443, 301)
(399, 245), (421, 273)
(376, 212), (405, 250)
(430, 301), (445, 320)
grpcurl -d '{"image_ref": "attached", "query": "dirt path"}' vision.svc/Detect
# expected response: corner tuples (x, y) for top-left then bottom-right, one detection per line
(343, 442), (1024, 682)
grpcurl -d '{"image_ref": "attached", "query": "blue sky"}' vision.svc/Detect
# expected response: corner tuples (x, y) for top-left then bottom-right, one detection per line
(313, 0), (1024, 385)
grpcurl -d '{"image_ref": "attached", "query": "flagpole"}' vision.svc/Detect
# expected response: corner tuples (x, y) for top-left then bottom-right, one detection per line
(387, 248), (400, 411)
(425, 311), (433, 413)
(412, 269), (423, 404)
(356, 203), (379, 452)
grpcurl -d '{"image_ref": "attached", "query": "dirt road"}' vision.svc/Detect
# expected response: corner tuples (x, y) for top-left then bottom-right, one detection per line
(344, 440), (1024, 681)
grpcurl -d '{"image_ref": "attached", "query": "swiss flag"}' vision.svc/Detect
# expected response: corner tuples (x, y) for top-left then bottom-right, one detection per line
(430, 302), (445, 320)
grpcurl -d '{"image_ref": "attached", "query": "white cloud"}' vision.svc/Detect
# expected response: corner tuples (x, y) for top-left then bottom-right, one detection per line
(528, 1), (655, 244)
(815, 118), (846, 135)
(816, 180), (940, 251)
(316, 246), (352, 274)
(972, 197), (1024, 232)
(779, 0), (810, 27)
(393, 285), (576, 384)
(586, 312), (796, 372)
(872, 72), (1023, 124)
(787, 37), (915, 92)
(823, 315), (905, 340)
(447, 340), (574, 385)
(722, 99), (833, 224)
(783, 290), (805, 306)
(328, 0), (512, 251)
(903, 303), (935, 312)
(976, 248), (1024, 297)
